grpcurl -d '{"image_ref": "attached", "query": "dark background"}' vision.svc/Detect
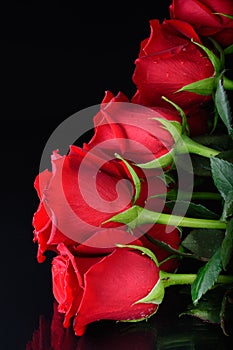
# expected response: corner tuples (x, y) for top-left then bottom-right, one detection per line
(1, 1), (232, 349)
(1, 1), (171, 349)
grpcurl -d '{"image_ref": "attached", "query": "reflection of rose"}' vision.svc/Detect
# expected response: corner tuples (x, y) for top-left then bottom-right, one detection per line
(131, 19), (215, 136)
(52, 244), (162, 336)
(26, 301), (79, 350)
(76, 321), (157, 350)
(26, 315), (52, 350)
(170, 0), (233, 48)
(26, 300), (157, 350)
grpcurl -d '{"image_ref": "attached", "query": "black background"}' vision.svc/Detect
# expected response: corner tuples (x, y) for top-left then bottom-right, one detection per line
(1, 2), (171, 349)
(1, 1), (232, 349)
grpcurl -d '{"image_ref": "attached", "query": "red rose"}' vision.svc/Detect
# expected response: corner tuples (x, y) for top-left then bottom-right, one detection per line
(169, 0), (233, 48)
(72, 222), (181, 273)
(85, 90), (181, 164)
(32, 92), (182, 262)
(33, 146), (172, 261)
(33, 168), (77, 262)
(32, 146), (179, 264)
(27, 300), (157, 350)
(131, 19), (215, 136)
(26, 301), (79, 350)
(32, 146), (140, 261)
(51, 244), (163, 336)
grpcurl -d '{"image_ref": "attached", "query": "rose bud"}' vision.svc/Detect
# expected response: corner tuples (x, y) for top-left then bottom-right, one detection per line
(131, 19), (215, 136)
(169, 0), (233, 48)
(51, 244), (164, 337)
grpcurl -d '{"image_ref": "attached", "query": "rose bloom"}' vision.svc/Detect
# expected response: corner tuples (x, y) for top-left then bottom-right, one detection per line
(32, 92), (181, 263)
(131, 19), (215, 136)
(52, 244), (163, 336)
(170, 0), (233, 48)
(85, 90), (181, 164)
(32, 146), (140, 262)
(33, 146), (180, 269)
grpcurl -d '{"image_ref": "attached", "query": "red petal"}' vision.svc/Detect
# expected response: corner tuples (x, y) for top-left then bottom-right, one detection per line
(74, 248), (159, 335)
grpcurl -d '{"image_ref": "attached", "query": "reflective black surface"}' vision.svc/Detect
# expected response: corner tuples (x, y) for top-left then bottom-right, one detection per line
(1, 1), (233, 349)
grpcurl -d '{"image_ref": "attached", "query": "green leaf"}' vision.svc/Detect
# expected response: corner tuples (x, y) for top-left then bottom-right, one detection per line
(191, 247), (223, 305)
(185, 202), (219, 219)
(192, 134), (233, 151)
(176, 77), (216, 96)
(166, 200), (219, 219)
(222, 190), (233, 221)
(145, 233), (195, 259)
(217, 149), (233, 163)
(191, 154), (211, 177)
(210, 157), (233, 200)
(215, 77), (233, 137)
(221, 218), (233, 270)
(191, 38), (222, 73)
(115, 153), (141, 204)
(181, 287), (224, 324)
(182, 229), (224, 259)
(224, 43), (233, 55)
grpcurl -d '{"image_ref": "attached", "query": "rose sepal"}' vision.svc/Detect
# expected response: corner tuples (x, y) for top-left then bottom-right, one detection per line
(136, 149), (175, 169)
(176, 77), (216, 96)
(134, 279), (165, 305)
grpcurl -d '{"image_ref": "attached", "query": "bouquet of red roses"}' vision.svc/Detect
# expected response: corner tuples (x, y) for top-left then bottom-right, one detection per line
(32, 0), (233, 337)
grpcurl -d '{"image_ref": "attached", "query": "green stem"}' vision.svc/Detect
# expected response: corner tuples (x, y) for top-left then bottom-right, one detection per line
(137, 207), (226, 229)
(223, 75), (233, 90)
(103, 205), (227, 230)
(160, 271), (233, 288)
(177, 134), (220, 158)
